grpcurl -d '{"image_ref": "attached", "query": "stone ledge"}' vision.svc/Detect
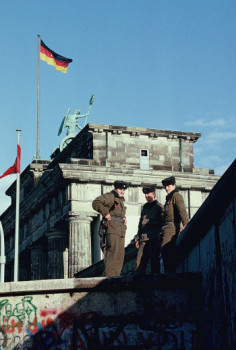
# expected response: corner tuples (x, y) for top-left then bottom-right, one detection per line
(0, 273), (202, 296)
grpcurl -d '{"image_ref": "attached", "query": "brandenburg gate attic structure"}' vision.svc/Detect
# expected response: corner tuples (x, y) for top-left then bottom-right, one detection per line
(1, 123), (220, 281)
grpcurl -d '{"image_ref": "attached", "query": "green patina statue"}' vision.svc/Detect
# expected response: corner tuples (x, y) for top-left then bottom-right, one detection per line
(58, 95), (94, 151)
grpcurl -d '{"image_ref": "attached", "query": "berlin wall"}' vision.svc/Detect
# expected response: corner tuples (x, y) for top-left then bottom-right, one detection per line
(176, 159), (236, 349)
(0, 274), (201, 350)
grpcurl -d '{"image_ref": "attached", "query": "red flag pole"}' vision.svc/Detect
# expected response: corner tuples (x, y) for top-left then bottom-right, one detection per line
(0, 220), (6, 283)
(14, 129), (21, 282)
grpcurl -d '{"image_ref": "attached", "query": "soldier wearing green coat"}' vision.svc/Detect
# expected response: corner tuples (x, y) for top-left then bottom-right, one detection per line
(161, 176), (189, 272)
(135, 185), (164, 274)
(92, 180), (128, 276)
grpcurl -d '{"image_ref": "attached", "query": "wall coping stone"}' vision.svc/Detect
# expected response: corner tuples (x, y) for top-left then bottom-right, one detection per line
(176, 158), (236, 262)
(0, 273), (201, 296)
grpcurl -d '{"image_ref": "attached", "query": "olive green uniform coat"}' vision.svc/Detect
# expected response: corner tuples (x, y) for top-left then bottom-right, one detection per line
(161, 189), (189, 272)
(92, 190), (126, 276)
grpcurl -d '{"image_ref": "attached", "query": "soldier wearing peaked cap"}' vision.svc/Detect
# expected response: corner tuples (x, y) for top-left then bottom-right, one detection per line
(113, 180), (128, 190)
(92, 180), (128, 276)
(134, 184), (164, 274)
(161, 176), (189, 272)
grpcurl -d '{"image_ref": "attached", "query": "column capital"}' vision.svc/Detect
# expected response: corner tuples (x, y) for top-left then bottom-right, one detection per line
(29, 243), (44, 251)
(68, 212), (93, 223)
(46, 228), (66, 239)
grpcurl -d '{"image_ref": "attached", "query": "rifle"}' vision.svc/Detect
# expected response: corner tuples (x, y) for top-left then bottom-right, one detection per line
(99, 217), (108, 251)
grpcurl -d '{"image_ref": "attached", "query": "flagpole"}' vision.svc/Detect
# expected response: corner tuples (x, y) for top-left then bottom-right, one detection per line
(0, 220), (6, 283)
(36, 34), (41, 160)
(14, 130), (21, 282)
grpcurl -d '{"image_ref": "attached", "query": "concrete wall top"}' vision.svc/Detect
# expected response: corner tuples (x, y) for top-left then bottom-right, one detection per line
(176, 158), (236, 262)
(0, 273), (201, 296)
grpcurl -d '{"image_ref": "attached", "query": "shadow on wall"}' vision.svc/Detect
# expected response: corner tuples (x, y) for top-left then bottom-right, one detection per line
(0, 274), (201, 349)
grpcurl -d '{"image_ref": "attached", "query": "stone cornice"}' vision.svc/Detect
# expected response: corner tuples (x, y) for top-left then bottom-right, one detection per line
(59, 163), (219, 190)
(86, 123), (201, 143)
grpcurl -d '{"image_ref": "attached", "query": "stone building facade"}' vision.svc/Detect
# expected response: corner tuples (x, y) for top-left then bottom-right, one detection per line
(0, 123), (220, 281)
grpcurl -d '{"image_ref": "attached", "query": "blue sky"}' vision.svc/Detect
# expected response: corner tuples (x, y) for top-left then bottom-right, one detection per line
(0, 0), (236, 214)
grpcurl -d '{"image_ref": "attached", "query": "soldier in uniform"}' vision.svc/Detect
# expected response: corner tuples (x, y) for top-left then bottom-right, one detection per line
(135, 185), (164, 274)
(92, 180), (128, 277)
(161, 176), (189, 272)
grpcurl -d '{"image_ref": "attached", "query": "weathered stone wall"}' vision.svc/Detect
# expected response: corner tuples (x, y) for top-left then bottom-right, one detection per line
(176, 159), (236, 350)
(0, 274), (201, 350)
(49, 124), (203, 174)
(90, 124), (200, 171)
(177, 199), (236, 350)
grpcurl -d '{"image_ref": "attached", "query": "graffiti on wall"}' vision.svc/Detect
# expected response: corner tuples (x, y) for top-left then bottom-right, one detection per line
(0, 297), (37, 334)
(0, 296), (198, 350)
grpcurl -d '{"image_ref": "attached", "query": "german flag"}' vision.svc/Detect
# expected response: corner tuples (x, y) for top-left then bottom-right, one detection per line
(40, 40), (73, 73)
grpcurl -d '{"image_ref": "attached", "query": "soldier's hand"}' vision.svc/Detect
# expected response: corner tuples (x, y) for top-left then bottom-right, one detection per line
(135, 241), (139, 249)
(123, 217), (127, 226)
(105, 213), (111, 221)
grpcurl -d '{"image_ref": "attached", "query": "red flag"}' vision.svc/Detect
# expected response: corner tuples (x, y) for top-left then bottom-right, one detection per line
(0, 145), (21, 179)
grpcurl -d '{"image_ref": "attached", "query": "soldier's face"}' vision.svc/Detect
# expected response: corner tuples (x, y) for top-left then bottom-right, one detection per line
(145, 192), (155, 203)
(115, 188), (126, 197)
(165, 184), (176, 194)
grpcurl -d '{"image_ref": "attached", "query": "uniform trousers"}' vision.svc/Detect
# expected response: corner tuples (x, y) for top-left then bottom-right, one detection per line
(161, 223), (179, 273)
(104, 233), (125, 276)
(136, 240), (161, 274)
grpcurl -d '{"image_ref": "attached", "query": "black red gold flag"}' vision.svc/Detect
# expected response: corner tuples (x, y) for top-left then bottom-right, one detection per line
(40, 40), (73, 73)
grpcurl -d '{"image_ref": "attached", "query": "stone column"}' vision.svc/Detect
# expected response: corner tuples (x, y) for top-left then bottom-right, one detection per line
(46, 229), (67, 279)
(5, 259), (14, 282)
(68, 213), (93, 278)
(30, 244), (47, 280)
(19, 251), (30, 281)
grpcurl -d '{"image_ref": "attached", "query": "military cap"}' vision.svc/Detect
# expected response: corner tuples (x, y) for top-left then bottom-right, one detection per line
(114, 180), (128, 189)
(142, 184), (156, 194)
(162, 176), (176, 187)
